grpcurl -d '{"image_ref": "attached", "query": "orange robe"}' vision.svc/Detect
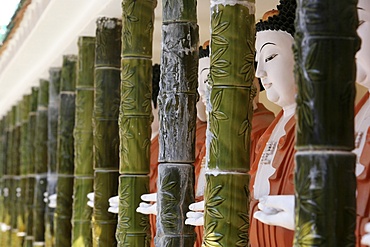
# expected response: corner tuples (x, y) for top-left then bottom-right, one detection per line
(250, 103), (276, 164)
(355, 92), (370, 247)
(249, 110), (296, 247)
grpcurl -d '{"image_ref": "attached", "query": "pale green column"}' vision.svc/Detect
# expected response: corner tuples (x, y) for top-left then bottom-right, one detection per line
(203, 1), (255, 246)
(117, 0), (157, 246)
(71, 36), (95, 247)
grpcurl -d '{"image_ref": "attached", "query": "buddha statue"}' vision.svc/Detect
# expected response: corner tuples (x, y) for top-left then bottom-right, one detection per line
(248, 0), (298, 246)
(250, 1), (370, 246)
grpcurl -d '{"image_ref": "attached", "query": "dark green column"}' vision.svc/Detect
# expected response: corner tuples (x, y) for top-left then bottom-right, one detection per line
(3, 110), (13, 246)
(294, 0), (359, 245)
(12, 101), (24, 246)
(155, 0), (199, 246)
(0, 117), (4, 242)
(0, 116), (5, 243)
(71, 36), (95, 247)
(25, 87), (39, 247)
(54, 55), (77, 247)
(117, 0), (156, 246)
(45, 67), (61, 247)
(33, 79), (49, 246)
(18, 95), (31, 244)
(10, 103), (21, 246)
(92, 17), (121, 247)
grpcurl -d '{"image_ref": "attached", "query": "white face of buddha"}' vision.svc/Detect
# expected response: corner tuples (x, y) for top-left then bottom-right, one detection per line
(196, 57), (210, 122)
(356, 0), (370, 89)
(255, 30), (296, 108)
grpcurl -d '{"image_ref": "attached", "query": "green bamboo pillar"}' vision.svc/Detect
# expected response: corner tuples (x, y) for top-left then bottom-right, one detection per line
(4, 106), (15, 246)
(155, 1), (199, 246)
(117, 1), (156, 246)
(9, 104), (19, 246)
(0, 117), (4, 238)
(71, 36), (95, 247)
(0, 116), (5, 243)
(45, 68), (61, 247)
(3, 110), (13, 246)
(25, 87), (39, 247)
(33, 79), (49, 246)
(18, 95), (31, 243)
(92, 17), (121, 247)
(11, 104), (21, 246)
(294, 0), (359, 245)
(202, 1), (255, 246)
(13, 102), (23, 246)
(54, 55), (77, 247)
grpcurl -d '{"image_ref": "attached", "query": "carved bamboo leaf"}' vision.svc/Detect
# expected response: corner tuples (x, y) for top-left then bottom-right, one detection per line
(204, 221), (223, 247)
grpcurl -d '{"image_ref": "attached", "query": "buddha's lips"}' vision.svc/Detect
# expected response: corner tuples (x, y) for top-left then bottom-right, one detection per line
(263, 83), (272, 89)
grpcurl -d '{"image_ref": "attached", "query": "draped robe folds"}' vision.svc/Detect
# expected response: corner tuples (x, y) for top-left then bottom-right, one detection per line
(355, 92), (370, 247)
(249, 110), (296, 247)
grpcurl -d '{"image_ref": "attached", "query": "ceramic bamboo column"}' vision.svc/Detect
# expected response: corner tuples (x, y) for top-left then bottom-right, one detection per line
(25, 87), (39, 247)
(54, 55), (77, 247)
(155, 0), (198, 246)
(294, 0), (359, 245)
(8, 106), (17, 245)
(45, 67), (61, 247)
(71, 36), (95, 247)
(202, 1), (255, 246)
(18, 95), (31, 242)
(33, 79), (49, 246)
(0, 117), (4, 236)
(2, 110), (13, 246)
(92, 17), (121, 246)
(10, 104), (22, 246)
(117, 1), (156, 246)
(0, 117), (4, 240)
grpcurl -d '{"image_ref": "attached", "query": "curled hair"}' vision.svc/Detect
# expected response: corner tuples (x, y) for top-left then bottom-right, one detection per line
(256, 0), (296, 37)
(199, 45), (210, 58)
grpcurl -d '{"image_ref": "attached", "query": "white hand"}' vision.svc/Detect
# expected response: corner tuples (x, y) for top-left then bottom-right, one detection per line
(361, 222), (370, 246)
(253, 195), (295, 230)
(48, 194), (57, 208)
(87, 192), (94, 208)
(108, 195), (119, 214)
(185, 201), (205, 226)
(136, 193), (157, 215)
(44, 192), (49, 203)
(0, 223), (11, 232)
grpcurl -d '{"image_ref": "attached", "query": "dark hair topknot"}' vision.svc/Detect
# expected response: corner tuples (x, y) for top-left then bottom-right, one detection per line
(256, 0), (296, 37)
(199, 45), (210, 59)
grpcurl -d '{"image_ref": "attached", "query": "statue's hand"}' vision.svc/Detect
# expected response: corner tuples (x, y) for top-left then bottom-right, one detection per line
(43, 192), (48, 203)
(361, 222), (370, 246)
(0, 223), (11, 232)
(136, 193), (157, 215)
(253, 195), (294, 230)
(108, 195), (119, 214)
(185, 201), (204, 226)
(87, 192), (94, 208)
(48, 193), (57, 208)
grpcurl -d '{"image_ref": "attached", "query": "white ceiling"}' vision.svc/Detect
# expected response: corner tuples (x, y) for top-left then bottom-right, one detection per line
(0, 0), (278, 117)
